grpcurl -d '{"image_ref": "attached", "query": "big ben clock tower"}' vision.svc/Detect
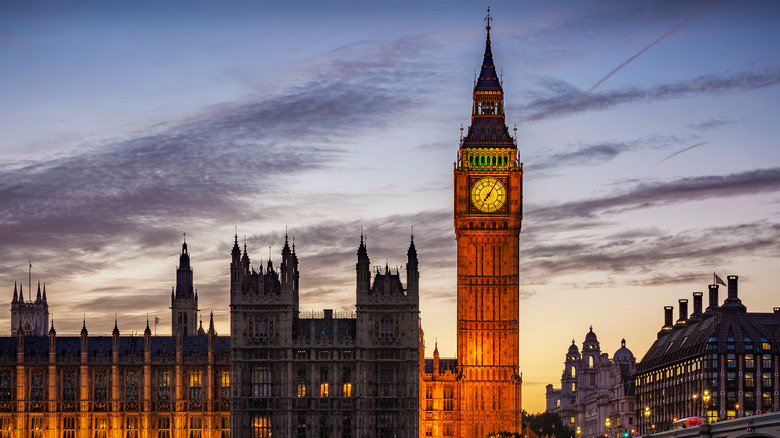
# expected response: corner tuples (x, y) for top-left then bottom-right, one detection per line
(454, 10), (522, 437)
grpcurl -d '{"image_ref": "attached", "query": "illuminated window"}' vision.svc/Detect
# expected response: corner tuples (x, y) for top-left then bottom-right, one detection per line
(157, 416), (171, 438)
(126, 416), (139, 438)
(157, 370), (171, 401)
(343, 383), (352, 397)
(745, 354), (755, 369)
(252, 416), (271, 438)
(62, 416), (76, 438)
(30, 417), (43, 438)
(189, 417), (202, 438)
(320, 383), (329, 397)
(94, 417), (108, 438)
(0, 417), (11, 438)
(745, 373), (754, 388)
(189, 370), (202, 401)
(126, 370), (139, 401)
(220, 417), (231, 438)
(252, 365), (271, 398)
(762, 354), (772, 369)
(297, 384), (307, 397)
(763, 393), (773, 408)
(762, 372), (772, 389)
(425, 386), (433, 410)
(443, 386), (454, 411)
(220, 370), (230, 400)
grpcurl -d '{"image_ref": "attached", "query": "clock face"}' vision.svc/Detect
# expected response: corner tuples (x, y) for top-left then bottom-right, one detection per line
(471, 177), (506, 212)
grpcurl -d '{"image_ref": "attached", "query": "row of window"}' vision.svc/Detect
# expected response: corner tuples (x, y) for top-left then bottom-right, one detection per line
(0, 415), (230, 438)
(0, 369), (230, 402)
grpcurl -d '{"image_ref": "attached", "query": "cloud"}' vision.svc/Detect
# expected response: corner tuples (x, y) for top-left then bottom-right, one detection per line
(521, 220), (780, 286)
(0, 35), (445, 284)
(520, 69), (780, 121)
(531, 167), (780, 220)
(688, 117), (739, 131)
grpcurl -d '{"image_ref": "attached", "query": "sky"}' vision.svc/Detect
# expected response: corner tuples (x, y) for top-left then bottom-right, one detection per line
(1, 0), (780, 413)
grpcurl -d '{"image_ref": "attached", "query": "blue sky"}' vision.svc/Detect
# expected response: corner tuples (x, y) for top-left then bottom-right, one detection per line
(1, 0), (779, 412)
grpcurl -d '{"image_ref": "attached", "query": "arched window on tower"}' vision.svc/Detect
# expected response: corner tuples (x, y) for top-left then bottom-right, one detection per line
(379, 315), (394, 341)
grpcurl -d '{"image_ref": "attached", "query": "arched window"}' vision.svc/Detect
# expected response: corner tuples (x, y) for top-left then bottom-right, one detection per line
(380, 315), (394, 340)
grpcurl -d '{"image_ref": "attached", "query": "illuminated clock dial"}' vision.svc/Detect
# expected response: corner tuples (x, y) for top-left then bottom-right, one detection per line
(471, 177), (506, 212)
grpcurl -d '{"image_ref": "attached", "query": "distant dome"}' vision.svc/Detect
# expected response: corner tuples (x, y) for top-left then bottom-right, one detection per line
(568, 339), (579, 353)
(613, 339), (634, 363)
(584, 325), (598, 342)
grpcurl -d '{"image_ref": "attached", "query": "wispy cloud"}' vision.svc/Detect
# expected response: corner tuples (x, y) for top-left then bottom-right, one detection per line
(521, 69), (780, 121)
(531, 167), (780, 220)
(688, 117), (739, 131)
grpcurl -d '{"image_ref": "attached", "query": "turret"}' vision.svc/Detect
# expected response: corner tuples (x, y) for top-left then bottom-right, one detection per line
(230, 233), (242, 287)
(171, 236), (198, 336)
(280, 232), (300, 311)
(35, 281), (42, 303)
(406, 232), (419, 296)
(11, 282), (17, 304)
(356, 233), (370, 296)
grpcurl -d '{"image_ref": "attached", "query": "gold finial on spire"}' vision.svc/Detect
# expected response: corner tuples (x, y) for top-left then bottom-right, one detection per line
(485, 6), (492, 32)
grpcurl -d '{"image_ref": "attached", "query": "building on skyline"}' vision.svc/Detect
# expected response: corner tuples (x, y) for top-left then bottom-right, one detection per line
(2, 241), (232, 437)
(635, 275), (780, 434)
(11, 281), (49, 337)
(229, 232), (420, 437)
(420, 11), (524, 437)
(545, 328), (637, 438)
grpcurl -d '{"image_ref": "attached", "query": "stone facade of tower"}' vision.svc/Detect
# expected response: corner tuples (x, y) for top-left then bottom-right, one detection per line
(171, 240), (199, 336)
(10, 281), (49, 336)
(420, 14), (523, 438)
(230, 233), (420, 437)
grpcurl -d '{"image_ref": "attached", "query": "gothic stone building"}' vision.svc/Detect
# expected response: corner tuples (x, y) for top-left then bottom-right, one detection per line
(3, 232), (421, 438)
(2, 241), (232, 438)
(545, 328), (637, 438)
(635, 276), (780, 434)
(229, 233), (420, 437)
(420, 13), (523, 438)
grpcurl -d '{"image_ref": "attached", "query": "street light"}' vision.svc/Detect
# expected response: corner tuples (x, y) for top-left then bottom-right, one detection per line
(644, 407), (651, 435)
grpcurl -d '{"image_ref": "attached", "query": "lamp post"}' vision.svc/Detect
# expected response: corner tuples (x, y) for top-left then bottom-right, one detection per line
(644, 407), (651, 435)
(692, 393), (698, 417)
(703, 390), (710, 421)
(606, 418), (611, 438)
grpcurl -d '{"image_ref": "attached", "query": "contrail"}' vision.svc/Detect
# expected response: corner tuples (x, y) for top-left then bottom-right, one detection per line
(656, 142), (709, 164)
(566, 1), (717, 113)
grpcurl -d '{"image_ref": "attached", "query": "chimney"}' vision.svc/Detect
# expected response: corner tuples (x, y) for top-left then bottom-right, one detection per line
(663, 306), (674, 330)
(706, 284), (719, 313)
(727, 275), (739, 300)
(324, 309), (333, 320)
(676, 299), (688, 326)
(692, 292), (703, 316)
(723, 275), (746, 312)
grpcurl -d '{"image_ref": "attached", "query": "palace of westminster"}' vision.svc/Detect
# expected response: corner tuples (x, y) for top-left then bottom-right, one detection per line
(4, 12), (779, 438)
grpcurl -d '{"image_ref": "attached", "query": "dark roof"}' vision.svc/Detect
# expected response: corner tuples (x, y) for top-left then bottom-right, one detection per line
(370, 269), (405, 295)
(475, 30), (502, 93)
(423, 358), (458, 374)
(0, 335), (231, 361)
(637, 307), (780, 373)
